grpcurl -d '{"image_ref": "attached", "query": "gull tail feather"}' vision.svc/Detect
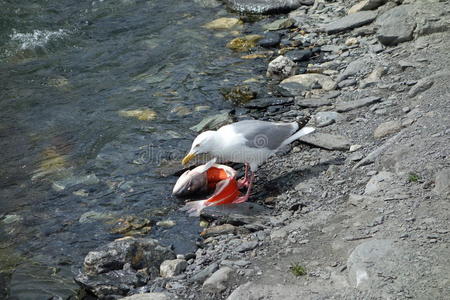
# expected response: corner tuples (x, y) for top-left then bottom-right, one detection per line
(180, 200), (208, 217)
(280, 126), (315, 148)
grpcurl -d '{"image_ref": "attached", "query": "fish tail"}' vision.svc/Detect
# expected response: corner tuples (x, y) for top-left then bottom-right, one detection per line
(180, 200), (208, 217)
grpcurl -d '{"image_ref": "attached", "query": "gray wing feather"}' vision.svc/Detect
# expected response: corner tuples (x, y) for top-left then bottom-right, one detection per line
(230, 120), (298, 150)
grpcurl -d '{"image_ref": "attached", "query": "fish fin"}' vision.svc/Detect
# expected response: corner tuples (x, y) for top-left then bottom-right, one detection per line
(180, 200), (208, 217)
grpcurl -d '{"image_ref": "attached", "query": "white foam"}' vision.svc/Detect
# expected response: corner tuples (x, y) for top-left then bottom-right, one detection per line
(10, 29), (69, 50)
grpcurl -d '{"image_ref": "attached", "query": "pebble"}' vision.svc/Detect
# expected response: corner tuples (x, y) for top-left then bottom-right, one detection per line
(160, 259), (188, 278)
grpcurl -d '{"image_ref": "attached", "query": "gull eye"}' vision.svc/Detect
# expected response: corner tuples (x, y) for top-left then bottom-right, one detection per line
(194, 143), (200, 148)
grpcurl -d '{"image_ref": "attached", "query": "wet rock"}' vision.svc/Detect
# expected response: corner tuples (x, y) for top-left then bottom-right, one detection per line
(323, 11), (377, 34)
(266, 56), (296, 81)
(373, 120), (401, 139)
(188, 262), (219, 283)
(284, 49), (312, 62)
(348, 0), (387, 14)
(122, 293), (173, 300)
(258, 32), (281, 48)
(201, 224), (236, 238)
(79, 210), (114, 224)
(156, 220), (176, 228)
(433, 168), (450, 199)
(280, 74), (336, 93)
(236, 240), (258, 253)
(299, 133), (351, 150)
(376, 5), (416, 46)
(223, 0), (310, 14)
(314, 111), (343, 127)
(203, 267), (233, 293)
(160, 259), (187, 278)
(203, 17), (243, 30)
(2, 214), (22, 224)
(295, 97), (333, 108)
(52, 173), (99, 191)
(201, 202), (268, 226)
(263, 18), (295, 31)
(190, 110), (232, 132)
(243, 97), (293, 109)
(111, 216), (152, 235)
(226, 34), (263, 51)
(408, 77), (434, 97)
(119, 108), (157, 121)
(221, 85), (258, 105)
(364, 171), (394, 194)
(335, 96), (381, 112)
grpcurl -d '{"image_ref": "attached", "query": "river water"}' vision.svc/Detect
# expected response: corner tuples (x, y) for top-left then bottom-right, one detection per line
(0, 0), (266, 297)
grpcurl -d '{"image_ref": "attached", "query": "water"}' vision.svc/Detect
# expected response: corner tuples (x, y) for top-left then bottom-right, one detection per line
(0, 0), (266, 297)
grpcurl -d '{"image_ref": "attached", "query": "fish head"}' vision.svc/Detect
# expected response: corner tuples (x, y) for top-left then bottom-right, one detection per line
(172, 168), (208, 197)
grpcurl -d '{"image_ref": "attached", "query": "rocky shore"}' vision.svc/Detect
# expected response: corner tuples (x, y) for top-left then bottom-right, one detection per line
(75, 0), (450, 299)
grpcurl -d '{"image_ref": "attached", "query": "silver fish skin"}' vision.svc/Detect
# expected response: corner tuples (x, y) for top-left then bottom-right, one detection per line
(172, 168), (208, 197)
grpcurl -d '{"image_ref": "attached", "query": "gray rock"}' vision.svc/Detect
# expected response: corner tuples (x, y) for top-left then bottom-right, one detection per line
(338, 78), (357, 88)
(189, 262), (219, 283)
(244, 97), (293, 109)
(376, 5), (416, 46)
(337, 57), (372, 82)
(348, 0), (387, 14)
(263, 18), (295, 31)
(364, 171), (394, 194)
(160, 259), (187, 278)
(266, 56), (296, 81)
(280, 74), (336, 92)
(335, 96), (381, 112)
(299, 133), (351, 150)
(295, 97), (333, 108)
(236, 240), (258, 253)
(284, 49), (312, 62)
(258, 32), (282, 48)
(314, 111), (343, 127)
(200, 202), (268, 225)
(190, 110), (232, 132)
(203, 267), (234, 293)
(121, 293), (173, 300)
(373, 120), (402, 139)
(408, 78), (434, 97)
(201, 224), (236, 238)
(323, 11), (378, 34)
(223, 0), (311, 14)
(52, 173), (99, 191)
(433, 168), (450, 199)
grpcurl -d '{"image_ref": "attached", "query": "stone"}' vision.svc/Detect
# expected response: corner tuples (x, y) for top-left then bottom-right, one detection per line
(348, 0), (387, 14)
(323, 11), (377, 34)
(284, 49), (312, 62)
(189, 263), (219, 283)
(345, 37), (359, 46)
(258, 32), (282, 48)
(349, 144), (362, 152)
(190, 110), (232, 132)
(52, 173), (99, 191)
(337, 57), (372, 82)
(121, 293), (173, 300)
(338, 78), (357, 88)
(119, 109), (157, 121)
(200, 202), (268, 225)
(201, 224), (236, 238)
(359, 67), (386, 88)
(203, 17), (243, 30)
(111, 216), (152, 235)
(227, 282), (335, 299)
(376, 5), (416, 46)
(244, 97), (293, 109)
(314, 111), (343, 127)
(373, 120), (401, 139)
(160, 259), (187, 278)
(263, 18), (295, 31)
(266, 56), (296, 81)
(335, 96), (381, 112)
(223, 0), (311, 14)
(299, 133), (351, 150)
(235, 240), (258, 253)
(408, 78), (434, 97)
(226, 34), (263, 51)
(270, 228), (288, 240)
(280, 74), (336, 92)
(433, 168), (450, 199)
(79, 211), (114, 224)
(364, 171), (394, 195)
(203, 267), (233, 293)
(295, 97), (333, 108)
(221, 85), (258, 105)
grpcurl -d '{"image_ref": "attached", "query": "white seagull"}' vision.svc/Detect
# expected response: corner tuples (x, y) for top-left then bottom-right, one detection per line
(182, 120), (315, 203)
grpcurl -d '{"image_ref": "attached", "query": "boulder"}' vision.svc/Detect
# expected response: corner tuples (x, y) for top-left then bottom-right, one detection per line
(376, 5), (416, 46)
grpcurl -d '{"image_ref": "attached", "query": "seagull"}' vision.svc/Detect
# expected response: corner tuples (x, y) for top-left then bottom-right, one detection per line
(182, 120), (315, 203)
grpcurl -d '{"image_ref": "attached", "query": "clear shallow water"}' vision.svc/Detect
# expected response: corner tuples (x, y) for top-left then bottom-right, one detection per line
(0, 0), (266, 297)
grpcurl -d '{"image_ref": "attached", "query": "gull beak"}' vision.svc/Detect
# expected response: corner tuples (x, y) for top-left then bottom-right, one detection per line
(182, 152), (196, 165)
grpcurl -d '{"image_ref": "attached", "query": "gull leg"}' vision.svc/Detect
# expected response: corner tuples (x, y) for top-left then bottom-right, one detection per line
(237, 163), (250, 189)
(233, 172), (254, 204)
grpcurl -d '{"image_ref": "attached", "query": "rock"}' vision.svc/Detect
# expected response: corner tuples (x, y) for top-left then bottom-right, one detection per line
(337, 57), (372, 82)
(376, 5), (416, 46)
(160, 259), (187, 278)
(373, 120), (402, 139)
(284, 49), (312, 62)
(221, 85), (258, 105)
(121, 293), (173, 300)
(203, 267), (233, 293)
(227, 282), (335, 299)
(359, 67), (386, 88)
(52, 173), (99, 191)
(295, 97), (333, 108)
(314, 111), (343, 127)
(258, 32), (282, 48)
(200, 202), (268, 225)
(201, 224), (236, 238)
(111, 216), (152, 235)
(338, 78), (357, 88)
(280, 74), (336, 93)
(119, 109), (157, 121)
(348, 0), (387, 14)
(226, 34), (263, 51)
(364, 171), (394, 194)
(190, 110), (232, 132)
(203, 17), (243, 30)
(223, 0), (310, 14)
(349, 144), (362, 152)
(79, 210), (114, 224)
(82, 237), (175, 276)
(156, 220), (176, 228)
(243, 97), (293, 109)
(266, 56), (296, 81)
(299, 133), (350, 150)
(323, 11), (377, 34)
(408, 78), (434, 97)
(235, 240), (258, 253)
(263, 18), (295, 31)
(189, 263), (219, 283)
(335, 96), (381, 112)
(433, 169), (450, 199)
(347, 152), (364, 161)
(345, 37), (359, 46)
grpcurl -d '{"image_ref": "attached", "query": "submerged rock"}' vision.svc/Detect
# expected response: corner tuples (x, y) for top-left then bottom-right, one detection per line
(221, 85), (258, 105)
(119, 108), (157, 121)
(226, 35), (263, 52)
(111, 216), (153, 235)
(203, 17), (243, 30)
(190, 110), (233, 132)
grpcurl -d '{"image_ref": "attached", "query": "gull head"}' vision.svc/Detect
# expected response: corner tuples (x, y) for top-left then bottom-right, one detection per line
(182, 131), (217, 165)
